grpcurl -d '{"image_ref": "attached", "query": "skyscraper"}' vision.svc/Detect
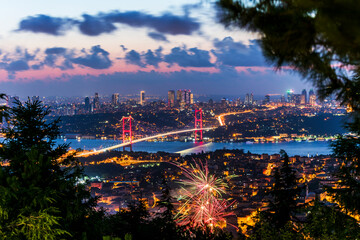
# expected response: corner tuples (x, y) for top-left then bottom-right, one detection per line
(168, 90), (175, 107)
(309, 89), (316, 106)
(112, 93), (119, 107)
(176, 90), (182, 107)
(264, 94), (270, 104)
(93, 92), (100, 110)
(287, 89), (294, 103)
(245, 93), (249, 105)
(185, 90), (191, 105)
(140, 91), (145, 105)
(250, 93), (254, 105)
(301, 89), (307, 105)
(84, 97), (90, 112)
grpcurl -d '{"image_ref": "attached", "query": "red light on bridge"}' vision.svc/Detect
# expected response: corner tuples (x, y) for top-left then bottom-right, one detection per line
(195, 109), (203, 143)
(122, 116), (133, 151)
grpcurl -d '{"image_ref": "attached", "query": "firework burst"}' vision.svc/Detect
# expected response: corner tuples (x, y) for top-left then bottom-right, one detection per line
(175, 161), (236, 229)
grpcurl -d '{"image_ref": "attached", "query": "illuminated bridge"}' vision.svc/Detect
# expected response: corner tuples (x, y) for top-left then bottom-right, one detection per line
(77, 127), (213, 157)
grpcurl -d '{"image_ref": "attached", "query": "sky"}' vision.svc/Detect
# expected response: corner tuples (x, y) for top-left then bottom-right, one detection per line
(0, 0), (312, 97)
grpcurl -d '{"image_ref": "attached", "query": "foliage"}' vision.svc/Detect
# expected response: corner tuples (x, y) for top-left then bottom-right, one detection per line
(262, 150), (301, 228)
(0, 99), (101, 239)
(326, 135), (360, 215)
(303, 199), (360, 239)
(218, 0), (360, 110)
(243, 150), (302, 238)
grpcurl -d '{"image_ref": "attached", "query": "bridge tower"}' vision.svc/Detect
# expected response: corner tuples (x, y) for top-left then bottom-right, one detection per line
(194, 109), (203, 143)
(122, 116), (133, 151)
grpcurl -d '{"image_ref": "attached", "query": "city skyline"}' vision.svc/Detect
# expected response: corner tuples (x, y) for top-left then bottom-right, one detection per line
(0, 0), (312, 97)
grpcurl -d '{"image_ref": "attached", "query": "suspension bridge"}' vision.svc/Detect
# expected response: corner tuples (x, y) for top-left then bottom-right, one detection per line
(77, 109), (210, 157)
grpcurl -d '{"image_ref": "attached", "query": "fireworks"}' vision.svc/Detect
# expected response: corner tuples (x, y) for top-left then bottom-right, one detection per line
(175, 161), (235, 229)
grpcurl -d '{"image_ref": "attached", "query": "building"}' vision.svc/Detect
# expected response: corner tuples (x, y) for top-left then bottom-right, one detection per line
(176, 90), (182, 107)
(140, 91), (145, 106)
(176, 89), (192, 108)
(112, 93), (119, 107)
(185, 90), (191, 105)
(245, 93), (253, 105)
(287, 89), (294, 103)
(264, 95), (270, 104)
(280, 95), (286, 103)
(309, 89), (316, 106)
(84, 97), (90, 112)
(293, 94), (302, 105)
(168, 90), (175, 107)
(245, 94), (249, 105)
(93, 93), (100, 110)
(301, 89), (307, 105)
(221, 98), (228, 107)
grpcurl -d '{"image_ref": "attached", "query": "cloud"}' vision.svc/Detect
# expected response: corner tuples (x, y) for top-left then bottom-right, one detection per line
(43, 47), (74, 70)
(45, 47), (67, 55)
(70, 45), (112, 69)
(78, 14), (116, 36)
(148, 32), (168, 42)
(105, 11), (200, 35)
(17, 11), (201, 37)
(0, 48), (35, 75)
(17, 14), (74, 35)
(164, 47), (213, 67)
(123, 47), (163, 68)
(213, 37), (266, 67)
(144, 48), (163, 67)
(5, 60), (29, 72)
(125, 50), (146, 67)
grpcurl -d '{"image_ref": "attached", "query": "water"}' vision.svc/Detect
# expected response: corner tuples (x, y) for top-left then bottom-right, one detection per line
(58, 139), (332, 156)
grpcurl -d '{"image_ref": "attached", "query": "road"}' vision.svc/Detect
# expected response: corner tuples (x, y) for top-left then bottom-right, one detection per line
(216, 106), (277, 126)
(77, 127), (214, 157)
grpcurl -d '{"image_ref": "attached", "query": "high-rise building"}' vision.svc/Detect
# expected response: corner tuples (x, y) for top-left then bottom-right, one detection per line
(309, 89), (316, 106)
(140, 91), (145, 106)
(293, 94), (302, 105)
(264, 94), (270, 104)
(185, 90), (191, 105)
(175, 89), (192, 108)
(280, 95), (286, 103)
(112, 93), (119, 107)
(168, 90), (175, 107)
(245, 93), (249, 105)
(301, 89), (307, 105)
(93, 93), (100, 110)
(250, 93), (254, 105)
(221, 98), (227, 107)
(287, 89), (294, 103)
(84, 97), (90, 112)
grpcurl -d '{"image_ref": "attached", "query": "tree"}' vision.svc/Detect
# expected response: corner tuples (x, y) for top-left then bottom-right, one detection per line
(326, 135), (360, 215)
(0, 99), (101, 239)
(303, 197), (360, 239)
(247, 150), (302, 238)
(218, 1), (360, 237)
(218, 0), (360, 110)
